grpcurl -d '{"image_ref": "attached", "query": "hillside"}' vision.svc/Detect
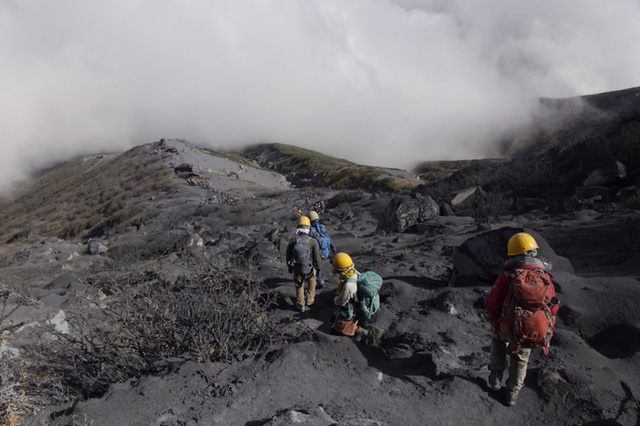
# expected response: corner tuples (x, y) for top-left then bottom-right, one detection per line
(1, 88), (640, 425)
(240, 143), (421, 192)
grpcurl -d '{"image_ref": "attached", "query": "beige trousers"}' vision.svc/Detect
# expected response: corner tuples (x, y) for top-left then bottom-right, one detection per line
(489, 337), (531, 391)
(294, 269), (317, 310)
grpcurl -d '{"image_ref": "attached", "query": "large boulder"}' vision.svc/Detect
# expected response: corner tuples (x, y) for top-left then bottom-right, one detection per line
(450, 227), (574, 286)
(88, 240), (109, 255)
(377, 195), (440, 233)
(583, 161), (626, 187)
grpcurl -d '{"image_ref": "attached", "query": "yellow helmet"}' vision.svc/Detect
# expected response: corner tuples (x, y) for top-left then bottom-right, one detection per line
(308, 211), (320, 223)
(332, 252), (354, 272)
(298, 216), (310, 227)
(507, 232), (539, 256)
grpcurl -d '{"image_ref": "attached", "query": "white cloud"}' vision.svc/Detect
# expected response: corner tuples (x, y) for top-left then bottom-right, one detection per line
(1, 0), (640, 191)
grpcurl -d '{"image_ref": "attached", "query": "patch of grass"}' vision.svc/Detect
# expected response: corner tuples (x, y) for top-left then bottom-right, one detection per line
(241, 143), (419, 192)
(201, 147), (256, 167)
(623, 195), (640, 210)
(0, 146), (179, 242)
(413, 159), (508, 183)
(131, 209), (163, 228)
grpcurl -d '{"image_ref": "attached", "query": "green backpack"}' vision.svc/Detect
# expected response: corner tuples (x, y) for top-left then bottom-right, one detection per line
(355, 271), (383, 319)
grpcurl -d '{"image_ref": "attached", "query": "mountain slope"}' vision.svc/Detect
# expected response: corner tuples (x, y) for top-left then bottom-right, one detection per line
(241, 143), (421, 192)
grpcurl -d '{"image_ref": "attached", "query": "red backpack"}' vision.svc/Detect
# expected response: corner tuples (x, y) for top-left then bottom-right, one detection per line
(498, 267), (557, 357)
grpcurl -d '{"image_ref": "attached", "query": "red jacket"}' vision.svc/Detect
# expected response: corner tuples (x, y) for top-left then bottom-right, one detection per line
(485, 263), (559, 322)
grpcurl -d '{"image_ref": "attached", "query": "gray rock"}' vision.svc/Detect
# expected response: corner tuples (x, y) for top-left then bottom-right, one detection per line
(583, 161), (626, 187)
(43, 273), (83, 291)
(88, 240), (109, 255)
(439, 201), (454, 216)
(575, 186), (617, 201)
(451, 227), (574, 285)
(378, 195), (440, 233)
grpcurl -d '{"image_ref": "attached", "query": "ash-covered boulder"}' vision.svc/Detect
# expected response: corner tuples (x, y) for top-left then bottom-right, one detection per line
(583, 161), (626, 187)
(450, 227), (574, 286)
(378, 195), (439, 233)
(43, 272), (83, 291)
(575, 186), (618, 202)
(88, 240), (109, 255)
(174, 163), (196, 174)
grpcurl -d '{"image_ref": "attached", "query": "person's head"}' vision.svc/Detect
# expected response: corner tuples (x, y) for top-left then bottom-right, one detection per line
(298, 216), (311, 228)
(308, 211), (320, 223)
(332, 252), (354, 274)
(507, 232), (539, 257)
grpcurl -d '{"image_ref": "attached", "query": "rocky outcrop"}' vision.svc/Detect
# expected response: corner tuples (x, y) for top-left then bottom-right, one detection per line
(377, 194), (440, 233)
(450, 227), (574, 286)
(583, 161), (626, 187)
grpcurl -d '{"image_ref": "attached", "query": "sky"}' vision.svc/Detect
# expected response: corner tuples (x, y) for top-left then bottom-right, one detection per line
(2, 0), (640, 192)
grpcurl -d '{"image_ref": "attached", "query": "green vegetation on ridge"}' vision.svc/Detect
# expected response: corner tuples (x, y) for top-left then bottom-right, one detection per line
(241, 143), (420, 192)
(0, 146), (178, 243)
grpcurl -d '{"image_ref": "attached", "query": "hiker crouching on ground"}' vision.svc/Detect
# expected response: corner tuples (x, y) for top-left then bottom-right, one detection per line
(331, 252), (383, 345)
(286, 216), (321, 313)
(307, 210), (336, 288)
(484, 232), (559, 406)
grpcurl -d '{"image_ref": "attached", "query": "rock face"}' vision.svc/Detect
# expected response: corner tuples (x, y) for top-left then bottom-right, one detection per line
(450, 226), (574, 285)
(378, 195), (440, 233)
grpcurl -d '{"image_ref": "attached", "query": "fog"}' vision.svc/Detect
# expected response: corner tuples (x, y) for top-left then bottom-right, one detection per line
(2, 0), (640, 191)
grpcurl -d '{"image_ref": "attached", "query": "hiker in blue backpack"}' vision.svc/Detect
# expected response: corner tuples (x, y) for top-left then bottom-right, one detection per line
(308, 210), (336, 288)
(331, 253), (383, 345)
(286, 216), (322, 313)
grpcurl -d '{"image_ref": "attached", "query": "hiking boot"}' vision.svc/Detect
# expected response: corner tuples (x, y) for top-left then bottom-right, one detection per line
(506, 388), (520, 406)
(354, 327), (367, 342)
(298, 305), (306, 313)
(306, 299), (315, 307)
(488, 371), (502, 391)
(367, 327), (384, 346)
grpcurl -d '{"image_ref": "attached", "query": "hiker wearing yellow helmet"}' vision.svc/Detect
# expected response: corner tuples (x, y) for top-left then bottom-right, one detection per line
(286, 216), (321, 313)
(330, 253), (383, 345)
(484, 232), (559, 406)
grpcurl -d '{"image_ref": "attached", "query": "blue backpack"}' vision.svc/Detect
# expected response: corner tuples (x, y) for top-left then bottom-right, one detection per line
(312, 223), (331, 259)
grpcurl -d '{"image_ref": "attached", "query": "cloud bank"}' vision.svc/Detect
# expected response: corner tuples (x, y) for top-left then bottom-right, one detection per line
(2, 0), (640, 191)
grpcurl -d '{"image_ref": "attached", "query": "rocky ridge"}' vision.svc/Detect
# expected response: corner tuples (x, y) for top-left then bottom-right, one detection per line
(0, 137), (639, 425)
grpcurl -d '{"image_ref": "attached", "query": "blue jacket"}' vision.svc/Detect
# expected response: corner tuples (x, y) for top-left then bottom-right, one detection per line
(309, 222), (336, 259)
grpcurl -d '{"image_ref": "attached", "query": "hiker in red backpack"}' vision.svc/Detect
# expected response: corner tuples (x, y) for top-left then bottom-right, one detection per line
(331, 253), (383, 345)
(286, 216), (321, 313)
(484, 232), (560, 406)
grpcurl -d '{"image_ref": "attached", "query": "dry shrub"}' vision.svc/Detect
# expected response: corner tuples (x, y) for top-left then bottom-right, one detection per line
(108, 232), (182, 266)
(30, 266), (277, 401)
(1, 283), (48, 425)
